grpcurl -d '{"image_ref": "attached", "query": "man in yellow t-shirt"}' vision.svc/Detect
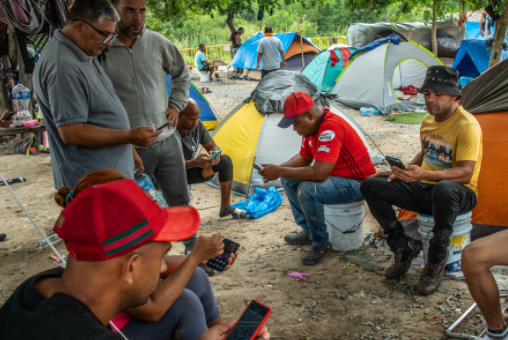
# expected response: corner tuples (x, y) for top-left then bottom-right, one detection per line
(361, 66), (482, 295)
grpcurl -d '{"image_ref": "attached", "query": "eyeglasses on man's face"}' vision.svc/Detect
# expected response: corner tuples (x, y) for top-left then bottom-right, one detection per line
(78, 19), (117, 45)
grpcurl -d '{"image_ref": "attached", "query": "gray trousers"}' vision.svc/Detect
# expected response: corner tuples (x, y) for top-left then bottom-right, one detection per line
(136, 133), (195, 248)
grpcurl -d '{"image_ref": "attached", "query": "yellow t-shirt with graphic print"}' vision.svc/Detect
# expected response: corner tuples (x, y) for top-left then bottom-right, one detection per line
(420, 106), (482, 196)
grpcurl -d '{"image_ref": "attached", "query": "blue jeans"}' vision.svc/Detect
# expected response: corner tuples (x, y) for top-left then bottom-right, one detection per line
(281, 177), (364, 246)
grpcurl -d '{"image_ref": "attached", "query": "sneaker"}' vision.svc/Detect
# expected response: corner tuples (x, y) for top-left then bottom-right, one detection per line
(417, 250), (449, 295)
(483, 327), (508, 340)
(385, 238), (422, 279)
(301, 245), (330, 265)
(0, 233), (6, 241)
(198, 264), (215, 277)
(284, 231), (312, 246)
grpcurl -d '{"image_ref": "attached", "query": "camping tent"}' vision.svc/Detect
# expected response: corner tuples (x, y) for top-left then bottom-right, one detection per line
(399, 58), (508, 240)
(230, 32), (320, 73)
(331, 37), (443, 114)
(210, 100), (380, 196)
(166, 75), (220, 130)
(451, 38), (508, 78)
(301, 44), (355, 92)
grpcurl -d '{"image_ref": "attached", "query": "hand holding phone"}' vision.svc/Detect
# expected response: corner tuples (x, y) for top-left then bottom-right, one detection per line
(252, 164), (262, 171)
(385, 156), (406, 170)
(205, 238), (240, 272)
(225, 300), (272, 340)
(210, 150), (222, 159)
(1, 111), (15, 121)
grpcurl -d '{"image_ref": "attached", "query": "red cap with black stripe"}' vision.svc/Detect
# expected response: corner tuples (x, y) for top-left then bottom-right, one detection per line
(53, 179), (200, 262)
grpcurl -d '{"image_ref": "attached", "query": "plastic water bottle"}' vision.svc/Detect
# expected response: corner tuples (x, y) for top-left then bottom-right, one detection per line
(12, 81), (31, 127)
(360, 107), (380, 116)
(135, 174), (168, 207)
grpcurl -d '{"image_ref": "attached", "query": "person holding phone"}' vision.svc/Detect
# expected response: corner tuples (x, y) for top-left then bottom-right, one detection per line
(178, 99), (247, 225)
(259, 92), (376, 265)
(360, 66), (482, 295)
(32, 0), (159, 190)
(99, 0), (191, 209)
(0, 110), (14, 128)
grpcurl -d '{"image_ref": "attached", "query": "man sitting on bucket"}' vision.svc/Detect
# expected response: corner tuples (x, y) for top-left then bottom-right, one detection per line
(259, 92), (376, 265)
(360, 66), (482, 295)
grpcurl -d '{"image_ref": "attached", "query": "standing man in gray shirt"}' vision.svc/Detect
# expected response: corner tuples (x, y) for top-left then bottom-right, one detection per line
(33, 0), (161, 189)
(100, 0), (194, 247)
(256, 26), (287, 78)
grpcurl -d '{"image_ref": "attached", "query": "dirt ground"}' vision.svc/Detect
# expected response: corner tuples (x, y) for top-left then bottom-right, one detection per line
(0, 79), (488, 339)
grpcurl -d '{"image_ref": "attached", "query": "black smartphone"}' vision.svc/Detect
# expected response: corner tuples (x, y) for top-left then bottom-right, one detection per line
(2, 111), (15, 121)
(206, 238), (240, 272)
(225, 300), (272, 340)
(252, 164), (262, 171)
(156, 120), (173, 130)
(385, 156), (406, 170)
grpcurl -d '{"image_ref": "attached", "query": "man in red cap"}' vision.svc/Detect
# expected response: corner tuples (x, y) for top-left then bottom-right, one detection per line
(0, 179), (270, 340)
(259, 92), (375, 265)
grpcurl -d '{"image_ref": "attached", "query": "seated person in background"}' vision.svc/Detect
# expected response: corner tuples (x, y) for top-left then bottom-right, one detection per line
(259, 92), (375, 265)
(195, 44), (219, 81)
(52, 170), (239, 340)
(0, 110), (13, 128)
(0, 170), (266, 340)
(360, 66), (481, 295)
(462, 229), (508, 340)
(178, 99), (247, 220)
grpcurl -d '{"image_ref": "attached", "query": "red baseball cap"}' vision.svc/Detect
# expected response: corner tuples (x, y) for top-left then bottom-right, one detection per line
(53, 179), (200, 262)
(278, 91), (315, 129)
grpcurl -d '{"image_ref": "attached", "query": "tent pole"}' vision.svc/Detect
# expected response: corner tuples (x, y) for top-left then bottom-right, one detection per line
(295, 18), (304, 68)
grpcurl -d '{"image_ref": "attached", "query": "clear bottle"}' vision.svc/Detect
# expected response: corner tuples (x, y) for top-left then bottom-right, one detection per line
(359, 107), (380, 116)
(12, 81), (31, 127)
(135, 174), (168, 207)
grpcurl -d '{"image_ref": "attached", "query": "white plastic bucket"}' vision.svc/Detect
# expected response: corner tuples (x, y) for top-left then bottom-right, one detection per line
(199, 71), (210, 82)
(417, 212), (472, 277)
(324, 201), (365, 251)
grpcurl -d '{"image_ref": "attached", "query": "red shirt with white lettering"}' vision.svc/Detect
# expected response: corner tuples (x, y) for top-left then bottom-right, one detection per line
(300, 109), (375, 180)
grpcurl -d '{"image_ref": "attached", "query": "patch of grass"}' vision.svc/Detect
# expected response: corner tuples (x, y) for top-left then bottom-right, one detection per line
(384, 112), (427, 124)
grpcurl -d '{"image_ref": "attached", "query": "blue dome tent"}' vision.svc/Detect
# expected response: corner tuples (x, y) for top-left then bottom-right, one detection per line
(451, 38), (508, 78)
(166, 76), (220, 130)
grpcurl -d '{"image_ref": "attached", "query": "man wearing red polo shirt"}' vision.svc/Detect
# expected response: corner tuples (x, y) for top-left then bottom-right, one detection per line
(259, 92), (375, 265)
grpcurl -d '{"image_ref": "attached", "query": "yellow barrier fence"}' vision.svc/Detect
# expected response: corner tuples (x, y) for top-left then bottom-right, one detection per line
(180, 45), (233, 68)
(180, 37), (348, 67)
(309, 36), (348, 50)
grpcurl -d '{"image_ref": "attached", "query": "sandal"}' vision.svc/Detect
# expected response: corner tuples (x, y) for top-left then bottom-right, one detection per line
(301, 245), (330, 265)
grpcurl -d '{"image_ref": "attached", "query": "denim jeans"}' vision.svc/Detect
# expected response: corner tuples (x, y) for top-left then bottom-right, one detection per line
(360, 177), (477, 264)
(281, 176), (364, 246)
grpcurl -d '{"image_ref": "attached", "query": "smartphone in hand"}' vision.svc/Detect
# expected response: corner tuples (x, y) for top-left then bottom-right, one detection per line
(156, 120), (174, 130)
(210, 150), (222, 159)
(225, 300), (272, 340)
(385, 156), (406, 170)
(205, 238), (239, 272)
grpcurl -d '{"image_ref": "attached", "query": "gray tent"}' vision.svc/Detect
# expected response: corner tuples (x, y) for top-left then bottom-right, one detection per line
(331, 41), (443, 114)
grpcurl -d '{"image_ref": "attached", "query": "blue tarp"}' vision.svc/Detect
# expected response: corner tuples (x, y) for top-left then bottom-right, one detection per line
(451, 38), (508, 78)
(348, 34), (400, 61)
(230, 32), (319, 70)
(166, 75), (218, 127)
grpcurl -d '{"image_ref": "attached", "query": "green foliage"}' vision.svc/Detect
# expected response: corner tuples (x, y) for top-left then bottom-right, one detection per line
(145, 0), (399, 48)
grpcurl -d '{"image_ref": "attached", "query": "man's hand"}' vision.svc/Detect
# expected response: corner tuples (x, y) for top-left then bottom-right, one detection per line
(211, 153), (220, 166)
(256, 63), (260, 71)
(0, 110), (13, 128)
(258, 164), (281, 183)
(130, 126), (162, 147)
(194, 154), (214, 168)
(190, 234), (224, 263)
(385, 165), (426, 183)
(198, 320), (270, 340)
(133, 148), (144, 175)
(164, 105), (179, 129)
(282, 60), (287, 69)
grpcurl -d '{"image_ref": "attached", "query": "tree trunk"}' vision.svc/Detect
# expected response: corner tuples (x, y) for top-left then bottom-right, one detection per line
(488, 9), (508, 67)
(432, 2), (438, 57)
(226, 12), (236, 33)
(460, 0), (466, 41)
